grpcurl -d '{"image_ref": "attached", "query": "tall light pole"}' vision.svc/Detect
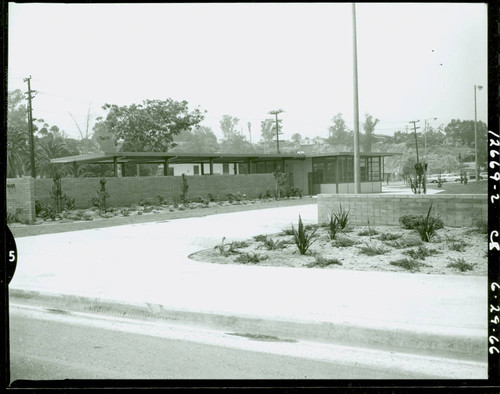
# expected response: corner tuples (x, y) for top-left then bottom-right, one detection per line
(352, 3), (361, 194)
(423, 117), (437, 185)
(474, 84), (483, 182)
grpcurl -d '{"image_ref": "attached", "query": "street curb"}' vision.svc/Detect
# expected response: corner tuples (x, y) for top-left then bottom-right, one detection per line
(10, 288), (486, 361)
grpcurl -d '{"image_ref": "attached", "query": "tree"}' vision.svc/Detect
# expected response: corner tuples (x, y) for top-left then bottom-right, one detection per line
(7, 90), (29, 177)
(220, 133), (254, 154)
(220, 115), (240, 140)
(362, 113), (379, 153)
(35, 128), (79, 178)
(326, 113), (353, 150)
(94, 99), (205, 152)
(444, 119), (487, 168)
(260, 118), (276, 142)
(171, 126), (219, 153)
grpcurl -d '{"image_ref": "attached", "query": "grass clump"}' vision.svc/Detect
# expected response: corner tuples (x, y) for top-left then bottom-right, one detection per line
(390, 258), (429, 273)
(400, 212), (444, 231)
(333, 236), (357, 248)
(253, 234), (268, 242)
(261, 237), (286, 251)
(378, 232), (402, 241)
(292, 215), (318, 255)
(403, 245), (440, 260)
(384, 237), (423, 249)
(447, 241), (466, 252)
(358, 229), (379, 237)
(447, 258), (475, 272)
(235, 252), (267, 264)
(357, 243), (389, 256)
(281, 228), (295, 236)
(214, 237), (241, 257)
(306, 255), (342, 268)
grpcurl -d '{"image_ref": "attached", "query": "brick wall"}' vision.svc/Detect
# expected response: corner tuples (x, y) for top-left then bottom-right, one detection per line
(318, 194), (487, 228)
(34, 174), (276, 208)
(6, 178), (35, 222)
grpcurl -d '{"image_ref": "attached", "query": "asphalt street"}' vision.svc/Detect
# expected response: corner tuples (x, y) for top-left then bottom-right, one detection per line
(10, 304), (476, 381)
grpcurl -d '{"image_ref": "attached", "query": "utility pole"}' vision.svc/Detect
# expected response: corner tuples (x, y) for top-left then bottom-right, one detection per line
(269, 109), (284, 154)
(409, 120), (420, 162)
(352, 3), (361, 194)
(24, 76), (37, 178)
(247, 122), (252, 144)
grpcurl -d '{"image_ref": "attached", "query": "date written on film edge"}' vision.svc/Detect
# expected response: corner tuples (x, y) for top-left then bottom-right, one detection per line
(488, 130), (500, 368)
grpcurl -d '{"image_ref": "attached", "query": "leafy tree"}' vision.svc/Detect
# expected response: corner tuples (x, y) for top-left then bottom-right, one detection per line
(92, 119), (116, 152)
(362, 113), (379, 153)
(220, 115), (240, 140)
(171, 126), (219, 153)
(35, 129), (78, 178)
(444, 119), (487, 168)
(94, 99), (205, 152)
(291, 133), (302, 146)
(260, 118), (276, 143)
(220, 133), (254, 154)
(7, 90), (29, 177)
(327, 113), (353, 149)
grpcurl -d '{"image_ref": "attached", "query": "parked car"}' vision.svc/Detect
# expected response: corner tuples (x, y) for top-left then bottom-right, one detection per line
(480, 172), (488, 180)
(439, 173), (461, 182)
(427, 174), (440, 183)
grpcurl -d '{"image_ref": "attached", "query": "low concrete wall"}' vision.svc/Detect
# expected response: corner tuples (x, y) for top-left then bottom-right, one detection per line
(6, 177), (35, 222)
(318, 193), (487, 228)
(34, 174), (276, 209)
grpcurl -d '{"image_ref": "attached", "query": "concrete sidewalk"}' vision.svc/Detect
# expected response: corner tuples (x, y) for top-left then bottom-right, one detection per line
(9, 204), (487, 368)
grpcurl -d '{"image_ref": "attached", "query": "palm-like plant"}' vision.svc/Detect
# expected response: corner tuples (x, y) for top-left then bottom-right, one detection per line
(292, 215), (318, 255)
(7, 131), (28, 178)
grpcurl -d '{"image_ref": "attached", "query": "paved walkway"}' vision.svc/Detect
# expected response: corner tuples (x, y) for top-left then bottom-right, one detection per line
(9, 203), (487, 368)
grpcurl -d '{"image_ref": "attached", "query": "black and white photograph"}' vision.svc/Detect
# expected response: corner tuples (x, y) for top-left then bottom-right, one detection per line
(3, 1), (496, 387)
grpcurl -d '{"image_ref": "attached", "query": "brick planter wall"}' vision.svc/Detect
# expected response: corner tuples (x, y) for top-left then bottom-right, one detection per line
(7, 178), (35, 222)
(33, 174), (276, 209)
(318, 194), (487, 228)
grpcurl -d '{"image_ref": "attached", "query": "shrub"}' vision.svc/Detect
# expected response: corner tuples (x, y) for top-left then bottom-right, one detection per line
(180, 173), (189, 202)
(214, 237), (241, 257)
(7, 208), (23, 224)
(378, 232), (402, 241)
(235, 252), (267, 264)
(83, 213), (93, 221)
(253, 234), (268, 242)
(231, 241), (249, 249)
(358, 229), (379, 237)
(447, 258), (475, 272)
(292, 215), (318, 255)
(472, 218), (488, 234)
(390, 258), (429, 272)
(416, 204), (442, 242)
(92, 178), (110, 216)
(357, 243), (389, 256)
(326, 215), (340, 240)
(333, 236), (357, 247)
(120, 208), (131, 217)
(281, 228), (295, 236)
(403, 245), (440, 260)
(448, 241), (466, 252)
(400, 212), (444, 231)
(261, 237), (286, 250)
(143, 206), (153, 214)
(207, 193), (217, 202)
(64, 196), (76, 211)
(306, 255), (342, 268)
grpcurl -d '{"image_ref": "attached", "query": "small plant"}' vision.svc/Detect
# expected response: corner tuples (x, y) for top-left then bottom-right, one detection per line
(207, 193), (217, 202)
(384, 236), (423, 249)
(214, 237), (241, 257)
(50, 173), (65, 213)
(7, 208), (23, 224)
(326, 214), (340, 240)
(403, 245), (440, 260)
(333, 235), (357, 247)
(280, 228), (295, 236)
(390, 258), (429, 273)
(83, 212), (93, 221)
(358, 228), (379, 237)
(472, 218), (488, 234)
(357, 243), (389, 256)
(306, 255), (342, 268)
(447, 258), (475, 272)
(230, 241), (249, 249)
(181, 173), (189, 203)
(261, 237), (286, 250)
(378, 233), (402, 241)
(447, 241), (466, 252)
(399, 212), (444, 231)
(292, 215), (318, 255)
(332, 203), (350, 231)
(120, 208), (131, 217)
(416, 204), (442, 242)
(143, 206), (153, 214)
(91, 178), (110, 216)
(253, 234), (268, 242)
(235, 252), (267, 264)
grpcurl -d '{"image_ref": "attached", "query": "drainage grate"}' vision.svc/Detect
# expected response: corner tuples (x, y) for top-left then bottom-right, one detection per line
(226, 332), (297, 343)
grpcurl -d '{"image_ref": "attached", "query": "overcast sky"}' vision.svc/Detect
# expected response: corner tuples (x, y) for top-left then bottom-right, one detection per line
(8, 2), (488, 142)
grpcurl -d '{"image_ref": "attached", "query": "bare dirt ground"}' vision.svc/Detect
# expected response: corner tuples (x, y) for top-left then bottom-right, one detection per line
(190, 224), (487, 276)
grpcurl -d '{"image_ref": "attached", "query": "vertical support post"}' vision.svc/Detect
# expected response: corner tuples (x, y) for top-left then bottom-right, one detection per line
(73, 162), (78, 178)
(163, 159), (169, 176)
(113, 157), (118, 177)
(209, 159), (214, 175)
(201, 163), (205, 175)
(233, 163), (237, 175)
(121, 163), (126, 177)
(352, 4), (361, 194)
(248, 159), (252, 174)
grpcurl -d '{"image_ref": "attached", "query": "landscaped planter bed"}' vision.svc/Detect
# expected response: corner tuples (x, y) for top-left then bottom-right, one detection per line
(189, 223), (487, 276)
